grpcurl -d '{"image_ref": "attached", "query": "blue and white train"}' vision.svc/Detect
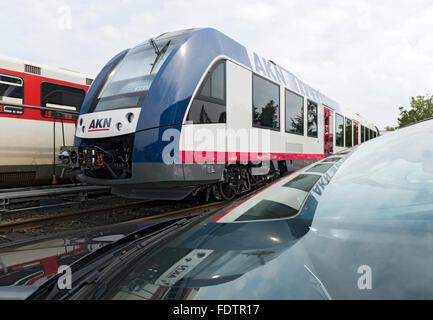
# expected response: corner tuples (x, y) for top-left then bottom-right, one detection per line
(59, 28), (379, 200)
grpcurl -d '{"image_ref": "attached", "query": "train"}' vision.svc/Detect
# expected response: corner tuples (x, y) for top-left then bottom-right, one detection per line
(0, 56), (92, 187)
(59, 28), (379, 200)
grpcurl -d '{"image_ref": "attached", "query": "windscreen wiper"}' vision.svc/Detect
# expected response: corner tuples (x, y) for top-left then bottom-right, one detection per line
(26, 216), (196, 300)
(149, 38), (160, 56)
(149, 39), (171, 74)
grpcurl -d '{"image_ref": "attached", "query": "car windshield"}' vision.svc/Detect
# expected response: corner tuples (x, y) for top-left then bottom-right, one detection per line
(92, 30), (193, 112)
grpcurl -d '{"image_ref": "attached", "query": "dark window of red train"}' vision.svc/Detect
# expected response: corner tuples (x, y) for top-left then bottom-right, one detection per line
(0, 74), (24, 104)
(41, 82), (85, 112)
(186, 60), (226, 124)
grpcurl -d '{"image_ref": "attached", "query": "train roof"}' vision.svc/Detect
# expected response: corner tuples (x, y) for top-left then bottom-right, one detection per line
(0, 55), (93, 86)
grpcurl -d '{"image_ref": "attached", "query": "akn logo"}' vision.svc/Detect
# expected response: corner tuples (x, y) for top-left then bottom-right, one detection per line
(167, 264), (189, 278)
(88, 118), (112, 132)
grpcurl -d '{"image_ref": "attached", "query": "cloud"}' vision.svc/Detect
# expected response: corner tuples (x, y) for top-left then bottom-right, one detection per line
(232, 2), (278, 22)
(1, 0), (433, 128)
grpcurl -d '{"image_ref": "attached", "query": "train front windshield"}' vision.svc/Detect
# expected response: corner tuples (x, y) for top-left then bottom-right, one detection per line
(92, 31), (191, 112)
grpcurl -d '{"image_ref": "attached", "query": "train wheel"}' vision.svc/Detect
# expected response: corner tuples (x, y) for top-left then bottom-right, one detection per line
(218, 181), (236, 201)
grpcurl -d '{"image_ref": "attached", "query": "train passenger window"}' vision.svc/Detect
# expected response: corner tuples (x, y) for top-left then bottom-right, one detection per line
(361, 125), (365, 143)
(0, 74), (24, 104)
(335, 113), (344, 147)
(186, 60), (226, 124)
(307, 100), (317, 138)
(41, 82), (85, 112)
(285, 89), (304, 135)
(345, 118), (352, 147)
(252, 74), (280, 130)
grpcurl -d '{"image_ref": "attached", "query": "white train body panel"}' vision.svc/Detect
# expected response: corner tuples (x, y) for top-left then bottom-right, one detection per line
(0, 117), (75, 166)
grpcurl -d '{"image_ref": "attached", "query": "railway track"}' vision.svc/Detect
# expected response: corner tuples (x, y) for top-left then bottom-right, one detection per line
(0, 183), (111, 215)
(0, 200), (228, 233)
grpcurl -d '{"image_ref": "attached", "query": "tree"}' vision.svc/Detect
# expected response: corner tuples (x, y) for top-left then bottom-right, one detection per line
(384, 126), (395, 131)
(397, 95), (433, 128)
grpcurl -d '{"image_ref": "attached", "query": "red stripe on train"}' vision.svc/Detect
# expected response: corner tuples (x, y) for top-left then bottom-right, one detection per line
(180, 151), (324, 163)
(88, 128), (110, 132)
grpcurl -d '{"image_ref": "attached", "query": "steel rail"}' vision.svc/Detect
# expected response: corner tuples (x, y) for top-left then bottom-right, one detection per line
(0, 201), (228, 233)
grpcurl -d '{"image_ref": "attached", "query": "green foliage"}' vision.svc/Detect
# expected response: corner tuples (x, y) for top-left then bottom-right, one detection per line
(398, 95), (433, 128)
(384, 126), (395, 131)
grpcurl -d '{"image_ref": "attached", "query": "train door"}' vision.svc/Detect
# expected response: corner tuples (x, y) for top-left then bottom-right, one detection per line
(182, 59), (227, 182)
(226, 60), (252, 162)
(323, 107), (333, 157)
(353, 122), (359, 146)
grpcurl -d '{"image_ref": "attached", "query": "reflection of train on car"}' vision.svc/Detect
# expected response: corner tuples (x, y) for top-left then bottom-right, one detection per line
(19, 119), (433, 300)
(0, 56), (92, 187)
(0, 223), (140, 290)
(59, 28), (379, 200)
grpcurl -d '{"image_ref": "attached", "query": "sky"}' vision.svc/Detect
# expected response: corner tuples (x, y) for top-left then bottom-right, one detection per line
(2, 0), (433, 129)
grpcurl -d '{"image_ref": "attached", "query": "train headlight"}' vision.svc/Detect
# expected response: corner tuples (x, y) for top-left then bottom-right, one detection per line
(116, 122), (123, 131)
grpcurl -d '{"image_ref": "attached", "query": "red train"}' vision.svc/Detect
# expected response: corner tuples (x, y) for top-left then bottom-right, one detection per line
(0, 56), (92, 187)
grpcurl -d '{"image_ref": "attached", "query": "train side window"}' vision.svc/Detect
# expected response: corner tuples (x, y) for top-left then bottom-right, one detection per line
(41, 82), (85, 112)
(186, 60), (226, 124)
(0, 73), (24, 104)
(307, 100), (318, 138)
(285, 89), (304, 135)
(252, 74), (280, 130)
(361, 125), (365, 143)
(345, 118), (352, 147)
(335, 113), (344, 147)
